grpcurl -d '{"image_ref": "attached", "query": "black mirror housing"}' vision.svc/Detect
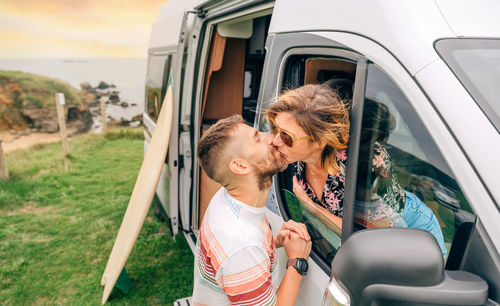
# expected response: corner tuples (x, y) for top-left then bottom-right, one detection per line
(331, 228), (488, 305)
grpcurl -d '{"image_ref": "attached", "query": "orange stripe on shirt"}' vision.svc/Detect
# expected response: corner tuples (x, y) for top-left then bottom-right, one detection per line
(220, 260), (269, 284)
(200, 217), (227, 269)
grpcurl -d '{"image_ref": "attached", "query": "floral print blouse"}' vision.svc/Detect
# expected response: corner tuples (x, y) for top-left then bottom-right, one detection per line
(293, 149), (348, 217)
(371, 141), (406, 214)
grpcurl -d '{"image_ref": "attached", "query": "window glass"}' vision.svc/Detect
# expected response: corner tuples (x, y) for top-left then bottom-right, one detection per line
(275, 55), (356, 266)
(243, 71), (253, 98)
(285, 190), (342, 264)
(435, 39), (500, 131)
(145, 54), (171, 122)
(354, 64), (476, 261)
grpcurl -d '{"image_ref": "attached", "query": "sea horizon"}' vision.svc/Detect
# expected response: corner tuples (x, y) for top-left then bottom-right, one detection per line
(0, 57), (147, 121)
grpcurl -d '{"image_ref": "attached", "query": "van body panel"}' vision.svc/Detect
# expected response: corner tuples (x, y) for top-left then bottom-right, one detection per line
(462, 220), (500, 302)
(142, 122), (172, 229)
(148, 0), (204, 52)
(177, 15), (203, 234)
(197, 0), (271, 18)
(178, 132), (193, 233)
(168, 56), (182, 234)
(175, 10), (202, 234)
(179, 15), (202, 127)
(435, 0), (500, 37)
(415, 61), (500, 249)
(143, 113), (156, 135)
(266, 208), (330, 305)
(143, 128), (176, 236)
(269, 0), (454, 75)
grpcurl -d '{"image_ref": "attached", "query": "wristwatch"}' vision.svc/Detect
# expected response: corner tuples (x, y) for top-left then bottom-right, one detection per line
(287, 258), (308, 275)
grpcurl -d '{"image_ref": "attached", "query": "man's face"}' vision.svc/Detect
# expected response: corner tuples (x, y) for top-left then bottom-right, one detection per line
(233, 123), (288, 188)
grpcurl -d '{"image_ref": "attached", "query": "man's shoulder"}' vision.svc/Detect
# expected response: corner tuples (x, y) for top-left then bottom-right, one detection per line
(204, 190), (267, 256)
(206, 188), (241, 226)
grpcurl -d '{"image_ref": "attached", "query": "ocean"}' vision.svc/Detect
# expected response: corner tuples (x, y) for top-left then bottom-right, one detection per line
(0, 58), (147, 123)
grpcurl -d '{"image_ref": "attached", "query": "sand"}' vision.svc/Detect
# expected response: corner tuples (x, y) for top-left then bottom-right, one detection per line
(0, 131), (68, 153)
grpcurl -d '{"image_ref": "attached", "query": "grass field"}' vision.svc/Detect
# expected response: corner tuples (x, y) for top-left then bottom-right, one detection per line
(0, 129), (194, 305)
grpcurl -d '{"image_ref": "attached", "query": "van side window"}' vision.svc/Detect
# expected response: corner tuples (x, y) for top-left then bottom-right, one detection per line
(276, 55), (356, 265)
(354, 64), (476, 264)
(145, 54), (171, 122)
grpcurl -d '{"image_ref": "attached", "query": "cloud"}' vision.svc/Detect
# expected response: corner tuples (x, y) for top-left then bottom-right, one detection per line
(0, 28), (144, 57)
(0, 0), (167, 57)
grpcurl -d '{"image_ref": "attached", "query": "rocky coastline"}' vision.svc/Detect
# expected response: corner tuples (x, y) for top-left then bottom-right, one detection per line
(0, 70), (143, 143)
(80, 81), (142, 130)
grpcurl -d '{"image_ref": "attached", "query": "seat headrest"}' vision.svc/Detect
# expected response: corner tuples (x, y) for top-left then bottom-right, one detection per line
(322, 77), (354, 102)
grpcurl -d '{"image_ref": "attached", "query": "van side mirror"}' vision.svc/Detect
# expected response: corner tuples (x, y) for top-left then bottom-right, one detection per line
(324, 228), (488, 306)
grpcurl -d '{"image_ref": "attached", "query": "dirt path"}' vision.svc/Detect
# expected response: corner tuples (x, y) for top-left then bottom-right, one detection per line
(0, 131), (69, 153)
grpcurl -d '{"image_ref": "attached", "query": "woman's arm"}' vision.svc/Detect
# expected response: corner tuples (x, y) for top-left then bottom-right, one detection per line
(293, 176), (342, 235)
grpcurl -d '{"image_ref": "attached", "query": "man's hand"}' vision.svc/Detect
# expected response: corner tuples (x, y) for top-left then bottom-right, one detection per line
(275, 220), (310, 248)
(283, 232), (312, 259)
(276, 234), (312, 306)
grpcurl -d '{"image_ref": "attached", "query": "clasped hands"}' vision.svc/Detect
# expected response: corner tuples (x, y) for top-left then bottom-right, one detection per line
(274, 219), (312, 259)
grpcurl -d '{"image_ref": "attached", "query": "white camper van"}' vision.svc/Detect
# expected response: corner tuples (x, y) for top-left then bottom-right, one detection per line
(144, 0), (500, 304)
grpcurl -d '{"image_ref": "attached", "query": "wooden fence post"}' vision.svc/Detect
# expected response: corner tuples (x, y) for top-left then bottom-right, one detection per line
(100, 97), (107, 134)
(55, 93), (70, 156)
(0, 136), (9, 181)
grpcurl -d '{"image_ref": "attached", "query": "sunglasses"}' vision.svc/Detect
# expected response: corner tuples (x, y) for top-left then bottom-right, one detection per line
(267, 118), (312, 147)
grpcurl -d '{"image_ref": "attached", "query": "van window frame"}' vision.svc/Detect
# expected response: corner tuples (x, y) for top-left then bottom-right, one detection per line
(355, 62), (478, 265)
(272, 47), (368, 274)
(273, 45), (480, 275)
(144, 52), (173, 126)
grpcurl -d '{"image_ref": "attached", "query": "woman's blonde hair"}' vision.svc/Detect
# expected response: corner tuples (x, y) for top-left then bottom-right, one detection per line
(265, 84), (350, 175)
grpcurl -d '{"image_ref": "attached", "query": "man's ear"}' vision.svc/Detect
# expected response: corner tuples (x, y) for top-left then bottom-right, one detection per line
(228, 158), (251, 175)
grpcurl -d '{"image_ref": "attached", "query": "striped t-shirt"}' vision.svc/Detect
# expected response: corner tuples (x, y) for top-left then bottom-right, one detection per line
(192, 187), (278, 306)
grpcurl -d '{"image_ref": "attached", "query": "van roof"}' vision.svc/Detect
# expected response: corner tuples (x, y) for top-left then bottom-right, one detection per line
(149, 0), (500, 72)
(148, 0), (206, 53)
(270, 0), (500, 74)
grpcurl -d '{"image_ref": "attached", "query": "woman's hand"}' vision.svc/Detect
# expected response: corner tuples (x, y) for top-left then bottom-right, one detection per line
(293, 176), (315, 206)
(293, 176), (343, 234)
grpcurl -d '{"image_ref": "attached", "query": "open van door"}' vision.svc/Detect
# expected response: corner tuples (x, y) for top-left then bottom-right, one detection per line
(181, 2), (274, 241)
(165, 10), (191, 238)
(145, 0), (203, 238)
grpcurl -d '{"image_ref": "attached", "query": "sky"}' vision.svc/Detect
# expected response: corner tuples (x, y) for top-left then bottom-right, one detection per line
(0, 0), (168, 58)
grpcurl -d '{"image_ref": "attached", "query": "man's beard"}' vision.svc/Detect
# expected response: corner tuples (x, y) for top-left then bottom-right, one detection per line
(252, 149), (288, 191)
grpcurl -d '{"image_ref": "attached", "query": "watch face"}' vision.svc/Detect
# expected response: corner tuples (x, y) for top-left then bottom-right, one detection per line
(297, 258), (308, 272)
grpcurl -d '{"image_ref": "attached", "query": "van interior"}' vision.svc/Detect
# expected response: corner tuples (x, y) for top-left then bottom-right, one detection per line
(198, 15), (271, 226)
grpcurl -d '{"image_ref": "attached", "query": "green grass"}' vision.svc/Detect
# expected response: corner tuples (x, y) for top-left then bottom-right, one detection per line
(0, 128), (194, 305)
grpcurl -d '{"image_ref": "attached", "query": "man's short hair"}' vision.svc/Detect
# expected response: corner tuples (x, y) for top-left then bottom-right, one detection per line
(197, 115), (245, 183)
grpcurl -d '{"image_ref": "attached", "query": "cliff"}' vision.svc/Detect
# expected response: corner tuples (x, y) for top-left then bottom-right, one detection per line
(0, 70), (91, 133)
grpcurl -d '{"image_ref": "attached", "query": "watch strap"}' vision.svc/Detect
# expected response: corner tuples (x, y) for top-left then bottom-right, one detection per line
(287, 258), (308, 275)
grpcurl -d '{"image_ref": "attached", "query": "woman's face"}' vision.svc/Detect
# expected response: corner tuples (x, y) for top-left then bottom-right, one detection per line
(271, 112), (322, 164)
